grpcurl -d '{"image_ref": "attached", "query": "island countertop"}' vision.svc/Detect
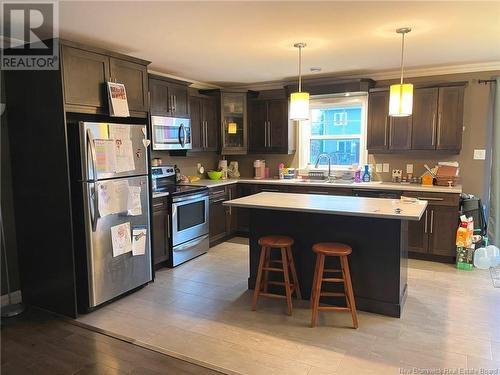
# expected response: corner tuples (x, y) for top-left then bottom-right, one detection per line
(224, 191), (428, 221)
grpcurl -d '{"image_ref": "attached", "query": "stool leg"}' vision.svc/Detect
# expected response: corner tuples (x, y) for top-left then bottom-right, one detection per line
(252, 246), (267, 311)
(341, 255), (358, 329)
(310, 254), (320, 309)
(280, 248), (293, 316)
(311, 254), (325, 327)
(286, 246), (301, 300)
(262, 247), (271, 293)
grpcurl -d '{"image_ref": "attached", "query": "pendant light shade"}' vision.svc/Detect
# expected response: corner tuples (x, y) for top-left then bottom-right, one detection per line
(389, 83), (413, 117)
(290, 92), (310, 120)
(290, 43), (310, 121)
(389, 28), (413, 117)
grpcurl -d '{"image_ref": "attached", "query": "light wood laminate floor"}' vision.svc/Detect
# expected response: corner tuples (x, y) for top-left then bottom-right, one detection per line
(77, 237), (500, 375)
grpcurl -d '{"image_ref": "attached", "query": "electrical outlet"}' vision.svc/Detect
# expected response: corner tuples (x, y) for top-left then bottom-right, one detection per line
(382, 163), (389, 173)
(406, 164), (414, 174)
(375, 164), (382, 173)
(474, 149), (486, 160)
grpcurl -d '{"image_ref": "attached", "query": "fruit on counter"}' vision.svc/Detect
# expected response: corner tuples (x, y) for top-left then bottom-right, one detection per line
(188, 175), (201, 182)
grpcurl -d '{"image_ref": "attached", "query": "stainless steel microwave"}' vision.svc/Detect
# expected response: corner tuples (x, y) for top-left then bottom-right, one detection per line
(151, 116), (191, 150)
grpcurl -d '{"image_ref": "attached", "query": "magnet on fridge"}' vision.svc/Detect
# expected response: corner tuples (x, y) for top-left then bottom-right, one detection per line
(141, 127), (147, 136)
(142, 139), (151, 148)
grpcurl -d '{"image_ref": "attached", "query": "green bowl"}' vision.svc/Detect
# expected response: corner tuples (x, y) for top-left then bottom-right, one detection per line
(207, 170), (223, 180)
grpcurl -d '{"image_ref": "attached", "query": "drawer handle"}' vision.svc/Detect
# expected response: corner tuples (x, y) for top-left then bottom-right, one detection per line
(416, 197), (444, 201)
(153, 203), (164, 208)
(308, 191), (329, 195)
(211, 198), (226, 204)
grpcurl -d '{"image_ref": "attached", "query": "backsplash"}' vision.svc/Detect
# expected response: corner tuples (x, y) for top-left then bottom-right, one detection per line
(151, 151), (219, 177)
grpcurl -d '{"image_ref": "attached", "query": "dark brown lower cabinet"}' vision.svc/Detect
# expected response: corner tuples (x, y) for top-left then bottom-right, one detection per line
(209, 185), (238, 246)
(404, 192), (459, 260)
(152, 197), (170, 266)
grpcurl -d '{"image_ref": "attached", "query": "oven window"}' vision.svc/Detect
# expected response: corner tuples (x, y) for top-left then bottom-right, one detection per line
(177, 201), (205, 231)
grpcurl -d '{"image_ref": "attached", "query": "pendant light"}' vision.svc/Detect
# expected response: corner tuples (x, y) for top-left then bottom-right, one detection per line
(290, 43), (310, 121)
(389, 27), (413, 117)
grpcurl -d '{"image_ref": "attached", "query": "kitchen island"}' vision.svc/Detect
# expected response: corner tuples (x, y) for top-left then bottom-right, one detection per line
(224, 192), (428, 317)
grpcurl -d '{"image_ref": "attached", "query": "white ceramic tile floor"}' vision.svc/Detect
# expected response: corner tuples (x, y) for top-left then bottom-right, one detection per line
(77, 237), (500, 375)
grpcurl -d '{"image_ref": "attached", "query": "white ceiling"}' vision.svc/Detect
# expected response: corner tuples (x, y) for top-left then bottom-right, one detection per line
(58, 1), (500, 86)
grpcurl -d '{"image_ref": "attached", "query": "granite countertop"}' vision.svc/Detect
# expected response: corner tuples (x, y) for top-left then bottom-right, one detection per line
(223, 192), (428, 221)
(182, 178), (462, 194)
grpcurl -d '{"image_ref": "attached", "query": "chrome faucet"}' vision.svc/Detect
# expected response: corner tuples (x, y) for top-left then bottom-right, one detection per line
(315, 152), (333, 181)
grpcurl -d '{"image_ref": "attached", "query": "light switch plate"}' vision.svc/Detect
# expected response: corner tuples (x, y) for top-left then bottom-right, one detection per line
(383, 163), (390, 173)
(474, 149), (486, 160)
(375, 164), (382, 173)
(406, 164), (414, 174)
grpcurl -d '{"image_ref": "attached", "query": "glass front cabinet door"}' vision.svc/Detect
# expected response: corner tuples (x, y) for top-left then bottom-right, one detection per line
(221, 92), (247, 154)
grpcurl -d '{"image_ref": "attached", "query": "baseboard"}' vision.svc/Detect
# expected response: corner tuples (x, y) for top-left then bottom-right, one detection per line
(1, 290), (22, 306)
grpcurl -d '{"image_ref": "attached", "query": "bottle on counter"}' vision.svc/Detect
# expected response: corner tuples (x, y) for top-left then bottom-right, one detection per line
(278, 163), (285, 179)
(174, 164), (181, 183)
(354, 168), (362, 183)
(362, 164), (371, 182)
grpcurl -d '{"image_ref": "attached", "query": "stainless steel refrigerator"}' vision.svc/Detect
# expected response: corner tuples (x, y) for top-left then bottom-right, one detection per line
(74, 121), (152, 311)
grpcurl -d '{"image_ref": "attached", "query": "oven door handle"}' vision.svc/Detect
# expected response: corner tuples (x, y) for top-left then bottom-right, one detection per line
(172, 192), (208, 203)
(173, 234), (209, 252)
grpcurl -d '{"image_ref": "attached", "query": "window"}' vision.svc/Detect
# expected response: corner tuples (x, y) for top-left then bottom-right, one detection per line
(299, 95), (368, 170)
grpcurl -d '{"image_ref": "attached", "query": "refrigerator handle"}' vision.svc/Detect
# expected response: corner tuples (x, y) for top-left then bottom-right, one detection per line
(87, 129), (98, 181)
(87, 129), (100, 230)
(90, 182), (99, 232)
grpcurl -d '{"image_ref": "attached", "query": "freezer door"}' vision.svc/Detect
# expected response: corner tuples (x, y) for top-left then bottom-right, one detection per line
(80, 122), (149, 181)
(82, 175), (152, 308)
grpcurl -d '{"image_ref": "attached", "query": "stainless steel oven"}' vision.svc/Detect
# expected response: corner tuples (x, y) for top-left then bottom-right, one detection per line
(171, 191), (209, 266)
(151, 116), (191, 150)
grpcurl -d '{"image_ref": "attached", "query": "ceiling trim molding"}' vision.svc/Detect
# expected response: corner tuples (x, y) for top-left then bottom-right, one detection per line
(147, 69), (221, 89)
(227, 61), (500, 90)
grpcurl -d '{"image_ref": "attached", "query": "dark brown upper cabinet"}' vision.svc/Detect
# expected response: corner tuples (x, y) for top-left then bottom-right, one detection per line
(249, 91), (293, 154)
(61, 42), (150, 116)
(109, 58), (148, 112)
(368, 83), (465, 153)
(189, 93), (218, 151)
(367, 91), (389, 151)
(436, 86), (464, 151)
(149, 75), (190, 118)
(411, 87), (439, 150)
(389, 116), (412, 150)
(62, 46), (110, 109)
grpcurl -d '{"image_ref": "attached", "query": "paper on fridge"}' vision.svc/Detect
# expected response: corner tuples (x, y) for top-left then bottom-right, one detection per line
(132, 227), (147, 256)
(98, 180), (130, 217)
(127, 185), (142, 216)
(114, 139), (135, 173)
(94, 139), (117, 173)
(111, 222), (132, 257)
(107, 82), (130, 117)
(109, 124), (131, 142)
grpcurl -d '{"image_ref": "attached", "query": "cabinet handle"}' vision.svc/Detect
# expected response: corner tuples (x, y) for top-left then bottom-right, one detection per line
(153, 203), (164, 208)
(262, 189), (279, 192)
(166, 214), (170, 240)
(173, 95), (177, 112)
(228, 188), (232, 215)
(204, 121), (208, 148)
(437, 112), (442, 145)
(424, 210), (428, 234)
(264, 121), (267, 147)
(417, 197), (444, 201)
(431, 112), (436, 146)
(430, 210), (434, 234)
(267, 121), (271, 147)
(211, 198), (226, 204)
(384, 116), (389, 146)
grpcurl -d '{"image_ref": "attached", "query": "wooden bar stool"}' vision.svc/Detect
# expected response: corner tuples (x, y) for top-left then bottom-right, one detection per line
(310, 242), (358, 328)
(252, 235), (301, 315)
